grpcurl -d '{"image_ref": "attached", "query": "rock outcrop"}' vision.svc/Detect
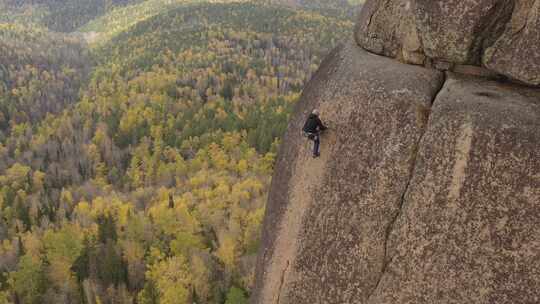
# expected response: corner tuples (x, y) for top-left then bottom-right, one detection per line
(483, 0), (540, 86)
(355, 0), (539, 86)
(252, 1), (540, 303)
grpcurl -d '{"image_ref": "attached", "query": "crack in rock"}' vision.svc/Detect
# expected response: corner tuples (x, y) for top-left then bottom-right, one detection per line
(275, 260), (290, 304)
(366, 73), (447, 303)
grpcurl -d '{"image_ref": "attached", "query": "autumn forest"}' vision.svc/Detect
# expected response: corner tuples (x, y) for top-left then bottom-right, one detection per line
(0, 0), (357, 303)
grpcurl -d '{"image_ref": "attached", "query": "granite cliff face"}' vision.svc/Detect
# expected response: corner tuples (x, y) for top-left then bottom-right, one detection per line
(252, 1), (540, 303)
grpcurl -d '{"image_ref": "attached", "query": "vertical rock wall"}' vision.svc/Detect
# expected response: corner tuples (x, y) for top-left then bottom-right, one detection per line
(252, 1), (540, 303)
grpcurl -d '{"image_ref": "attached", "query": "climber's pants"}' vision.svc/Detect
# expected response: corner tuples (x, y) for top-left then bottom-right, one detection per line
(313, 134), (320, 155)
(305, 132), (320, 155)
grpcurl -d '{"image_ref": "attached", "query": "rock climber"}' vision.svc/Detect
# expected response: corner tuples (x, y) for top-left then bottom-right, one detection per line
(303, 109), (327, 158)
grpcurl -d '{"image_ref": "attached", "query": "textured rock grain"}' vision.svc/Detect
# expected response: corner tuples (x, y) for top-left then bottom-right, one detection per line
(354, 0), (424, 63)
(356, 0), (513, 65)
(370, 75), (540, 304)
(483, 0), (540, 85)
(415, 0), (513, 64)
(354, 0), (540, 86)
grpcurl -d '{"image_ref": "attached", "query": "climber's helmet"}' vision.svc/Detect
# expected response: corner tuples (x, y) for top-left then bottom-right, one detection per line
(312, 109), (320, 116)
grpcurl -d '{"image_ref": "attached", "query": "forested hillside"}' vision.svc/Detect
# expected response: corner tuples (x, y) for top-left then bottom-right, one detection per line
(0, 24), (91, 135)
(270, 0), (363, 9)
(0, 1), (355, 303)
(79, 0), (188, 45)
(79, 0), (359, 46)
(0, 0), (142, 32)
(0, 0), (360, 33)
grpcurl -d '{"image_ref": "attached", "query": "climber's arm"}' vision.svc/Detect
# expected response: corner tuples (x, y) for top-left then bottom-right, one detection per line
(317, 118), (328, 131)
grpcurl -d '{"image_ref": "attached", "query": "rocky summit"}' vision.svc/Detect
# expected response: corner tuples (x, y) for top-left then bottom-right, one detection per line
(251, 1), (540, 303)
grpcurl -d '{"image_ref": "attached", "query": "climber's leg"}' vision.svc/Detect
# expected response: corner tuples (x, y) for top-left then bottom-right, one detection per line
(313, 133), (320, 157)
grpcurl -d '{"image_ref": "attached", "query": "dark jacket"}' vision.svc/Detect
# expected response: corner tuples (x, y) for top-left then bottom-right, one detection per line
(303, 114), (327, 133)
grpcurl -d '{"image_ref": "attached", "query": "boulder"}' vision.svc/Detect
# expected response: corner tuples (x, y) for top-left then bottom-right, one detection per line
(415, 0), (513, 64)
(483, 0), (540, 86)
(356, 0), (513, 65)
(353, 0), (540, 86)
(250, 41), (444, 304)
(370, 74), (540, 304)
(354, 0), (425, 64)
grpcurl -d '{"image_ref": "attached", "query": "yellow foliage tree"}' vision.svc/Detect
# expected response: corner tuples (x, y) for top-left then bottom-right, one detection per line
(147, 256), (192, 304)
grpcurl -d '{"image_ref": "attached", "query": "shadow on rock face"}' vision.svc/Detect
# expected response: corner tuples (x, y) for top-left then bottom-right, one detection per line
(474, 91), (500, 99)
